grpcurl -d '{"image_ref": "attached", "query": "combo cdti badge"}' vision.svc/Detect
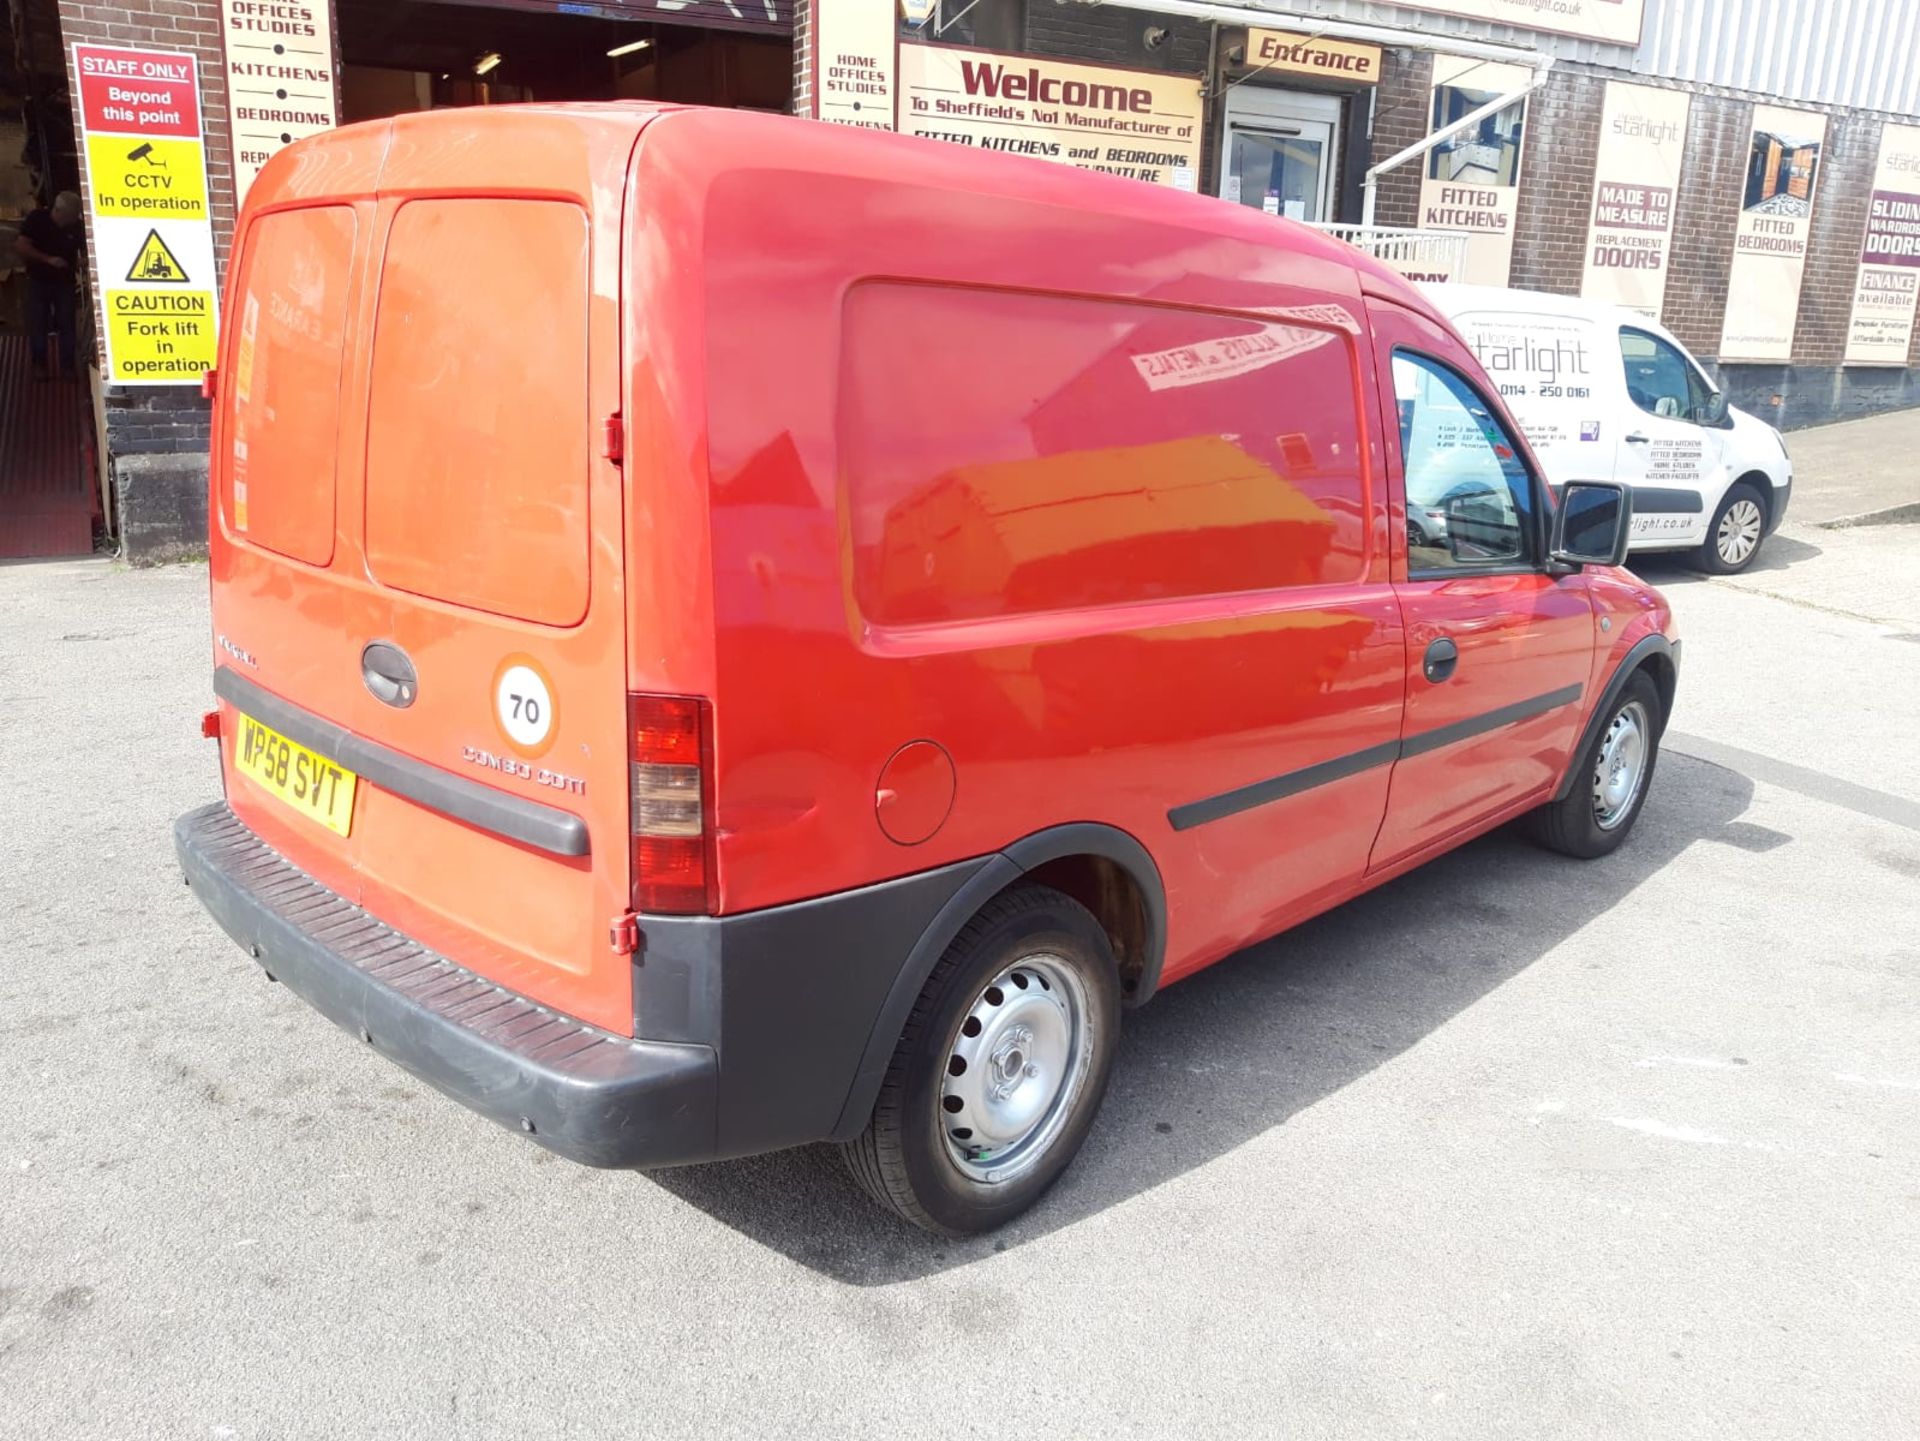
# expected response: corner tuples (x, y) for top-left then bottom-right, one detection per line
(175, 103), (1680, 1235)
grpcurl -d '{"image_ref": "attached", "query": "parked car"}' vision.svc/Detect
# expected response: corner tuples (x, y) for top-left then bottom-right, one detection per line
(1422, 284), (1793, 574)
(174, 104), (1678, 1235)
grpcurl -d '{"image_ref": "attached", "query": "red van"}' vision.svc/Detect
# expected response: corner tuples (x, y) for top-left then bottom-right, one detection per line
(175, 103), (1677, 1234)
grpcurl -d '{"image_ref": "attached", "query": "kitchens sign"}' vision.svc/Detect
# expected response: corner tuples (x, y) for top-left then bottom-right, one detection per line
(897, 44), (1203, 189)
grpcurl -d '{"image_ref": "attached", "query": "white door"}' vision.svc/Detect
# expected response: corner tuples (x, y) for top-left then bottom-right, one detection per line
(1220, 89), (1342, 222)
(1615, 325), (1728, 549)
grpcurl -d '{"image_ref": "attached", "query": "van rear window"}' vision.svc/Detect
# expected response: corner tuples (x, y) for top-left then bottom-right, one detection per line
(839, 284), (1366, 629)
(225, 206), (356, 566)
(364, 199), (591, 627)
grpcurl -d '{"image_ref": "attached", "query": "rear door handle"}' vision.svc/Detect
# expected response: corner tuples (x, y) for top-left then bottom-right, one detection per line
(1423, 637), (1459, 684)
(360, 641), (418, 709)
(1625, 432), (1651, 444)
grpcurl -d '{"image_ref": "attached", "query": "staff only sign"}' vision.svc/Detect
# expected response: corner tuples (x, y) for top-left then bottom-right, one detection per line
(221, 0), (339, 206)
(72, 43), (218, 385)
(897, 44), (1204, 189)
(1844, 123), (1920, 366)
(1720, 104), (1828, 363)
(1581, 81), (1690, 318)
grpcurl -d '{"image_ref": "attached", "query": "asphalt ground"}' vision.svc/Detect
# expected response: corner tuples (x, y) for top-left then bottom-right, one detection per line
(3, 513), (1917, 1438)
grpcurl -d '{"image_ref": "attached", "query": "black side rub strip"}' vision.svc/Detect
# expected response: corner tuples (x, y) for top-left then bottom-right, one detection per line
(213, 667), (590, 858)
(1169, 683), (1585, 832)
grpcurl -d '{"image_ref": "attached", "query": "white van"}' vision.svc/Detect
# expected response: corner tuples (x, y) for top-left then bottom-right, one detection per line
(1423, 284), (1793, 573)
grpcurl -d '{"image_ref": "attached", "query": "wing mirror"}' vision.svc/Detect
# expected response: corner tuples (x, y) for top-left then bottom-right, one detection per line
(1551, 480), (1633, 569)
(1695, 392), (1731, 427)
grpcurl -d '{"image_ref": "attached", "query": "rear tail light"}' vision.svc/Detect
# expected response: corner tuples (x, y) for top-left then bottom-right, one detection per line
(628, 693), (714, 915)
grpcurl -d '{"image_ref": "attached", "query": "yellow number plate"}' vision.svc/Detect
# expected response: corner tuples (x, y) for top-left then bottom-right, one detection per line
(234, 712), (358, 837)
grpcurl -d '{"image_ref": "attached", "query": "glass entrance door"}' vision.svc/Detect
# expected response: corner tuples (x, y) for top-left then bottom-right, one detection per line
(1220, 89), (1343, 222)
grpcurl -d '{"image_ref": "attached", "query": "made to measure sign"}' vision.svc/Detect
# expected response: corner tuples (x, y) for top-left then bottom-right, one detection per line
(1844, 122), (1920, 367)
(73, 43), (219, 384)
(221, 0), (339, 206)
(897, 44), (1203, 190)
(1581, 82), (1689, 319)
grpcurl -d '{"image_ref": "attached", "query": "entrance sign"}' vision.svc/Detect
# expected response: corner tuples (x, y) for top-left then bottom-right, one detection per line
(220, 0), (339, 206)
(1720, 104), (1828, 362)
(73, 43), (219, 384)
(1418, 56), (1530, 287)
(1245, 30), (1381, 85)
(1581, 81), (1690, 318)
(1395, 0), (1643, 46)
(1844, 122), (1920, 367)
(898, 44), (1203, 189)
(814, 0), (896, 130)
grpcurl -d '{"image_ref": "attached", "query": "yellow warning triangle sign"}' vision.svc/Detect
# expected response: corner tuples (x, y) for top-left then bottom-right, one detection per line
(126, 229), (189, 284)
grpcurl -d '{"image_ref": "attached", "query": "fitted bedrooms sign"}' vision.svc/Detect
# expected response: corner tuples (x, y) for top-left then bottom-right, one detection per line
(1581, 82), (1690, 318)
(897, 44), (1204, 189)
(1720, 104), (1829, 362)
(72, 43), (219, 385)
(220, 0), (339, 206)
(1844, 123), (1920, 366)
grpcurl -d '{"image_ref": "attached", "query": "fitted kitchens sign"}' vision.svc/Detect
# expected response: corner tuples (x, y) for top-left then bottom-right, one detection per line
(220, 0), (338, 206)
(1581, 81), (1690, 317)
(1843, 122), (1920, 366)
(72, 43), (219, 384)
(897, 44), (1204, 189)
(1418, 56), (1531, 287)
(1720, 104), (1828, 362)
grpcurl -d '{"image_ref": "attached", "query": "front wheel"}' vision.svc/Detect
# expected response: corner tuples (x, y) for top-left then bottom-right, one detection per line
(1694, 481), (1767, 574)
(1527, 671), (1663, 859)
(841, 886), (1121, 1235)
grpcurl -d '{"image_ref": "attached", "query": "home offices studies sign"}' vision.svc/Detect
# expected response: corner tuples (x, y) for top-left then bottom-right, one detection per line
(73, 43), (219, 385)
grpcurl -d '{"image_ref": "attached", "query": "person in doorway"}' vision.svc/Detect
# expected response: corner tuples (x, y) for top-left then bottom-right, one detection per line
(15, 191), (84, 380)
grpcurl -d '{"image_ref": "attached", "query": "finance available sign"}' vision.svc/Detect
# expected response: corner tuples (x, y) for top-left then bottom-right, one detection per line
(898, 44), (1203, 189)
(221, 0), (339, 206)
(1581, 82), (1689, 317)
(1843, 122), (1920, 367)
(73, 43), (219, 385)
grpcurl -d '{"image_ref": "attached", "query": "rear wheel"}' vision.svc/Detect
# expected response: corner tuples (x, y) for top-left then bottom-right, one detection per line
(842, 886), (1121, 1235)
(1527, 671), (1663, 859)
(1694, 481), (1767, 574)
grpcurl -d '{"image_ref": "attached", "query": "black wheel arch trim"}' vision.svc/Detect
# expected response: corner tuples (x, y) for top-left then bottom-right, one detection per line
(1552, 634), (1678, 803)
(828, 822), (1168, 1142)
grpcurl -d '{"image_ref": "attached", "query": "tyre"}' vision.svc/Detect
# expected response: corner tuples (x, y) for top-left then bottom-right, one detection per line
(1693, 480), (1767, 574)
(1527, 671), (1663, 859)
(841, 886), (1122, 1235)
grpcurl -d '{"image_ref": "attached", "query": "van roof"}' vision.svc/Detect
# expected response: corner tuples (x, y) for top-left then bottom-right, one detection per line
(1423, 281), (1660, 331)
(244, 100), (1441, 322)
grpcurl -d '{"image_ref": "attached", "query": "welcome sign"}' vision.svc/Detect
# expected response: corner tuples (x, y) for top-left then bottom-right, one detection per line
(1843, 122), (1920, 366)
(897, 44), (1204, 190)
(1581, 81), (1690, 318)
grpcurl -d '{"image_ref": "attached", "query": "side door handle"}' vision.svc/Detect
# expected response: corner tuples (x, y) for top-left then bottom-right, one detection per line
(1423, 637), (1459, 684)
(1625, 432), (1651, 444)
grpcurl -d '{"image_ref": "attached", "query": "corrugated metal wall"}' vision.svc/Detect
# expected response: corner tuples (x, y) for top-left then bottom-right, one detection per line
(1257, 0), (1920, 116)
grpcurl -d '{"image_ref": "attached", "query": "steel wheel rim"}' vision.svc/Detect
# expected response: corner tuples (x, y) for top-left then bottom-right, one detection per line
(939, 955), (1093, 1187)
(1717, 499), (1763, 566)
(1592, 698), (1651, 831)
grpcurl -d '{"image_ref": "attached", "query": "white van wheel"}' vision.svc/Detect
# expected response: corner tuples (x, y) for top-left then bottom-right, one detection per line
(1694, 481), (1766, 574)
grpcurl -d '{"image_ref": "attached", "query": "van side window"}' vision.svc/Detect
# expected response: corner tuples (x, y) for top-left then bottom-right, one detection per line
(840, 283), (1369, 628)
(1392, 352), (1534, 574)
(1620, 327), (1712, 423)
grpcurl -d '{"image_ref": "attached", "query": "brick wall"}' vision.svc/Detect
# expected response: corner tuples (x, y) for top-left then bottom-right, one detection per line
(1508, 68), (1602, 296)
(1662, 93), (1749, 359)
(1370, 48), (1430, 228)
(1794, 108), (1879, 364)
(57, 0), (242, 453)
(790, 0), (811, 115)
(1022, 4), (1208, 78)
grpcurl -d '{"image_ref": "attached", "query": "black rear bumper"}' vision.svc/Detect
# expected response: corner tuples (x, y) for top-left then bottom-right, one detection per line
(174, 803), (716, 1168)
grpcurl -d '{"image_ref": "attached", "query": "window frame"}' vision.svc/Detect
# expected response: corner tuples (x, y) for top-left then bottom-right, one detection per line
(1391, 345), (1551, 581)
(1618, 325), (1729, 429)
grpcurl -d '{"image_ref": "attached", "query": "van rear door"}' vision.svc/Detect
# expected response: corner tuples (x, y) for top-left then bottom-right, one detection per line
(214, 111), (643, 1036)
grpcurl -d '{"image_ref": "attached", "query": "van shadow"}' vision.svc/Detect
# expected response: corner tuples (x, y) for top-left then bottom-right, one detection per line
(646, 752), (1771, 1285)
(1630, 530), (1822, 586)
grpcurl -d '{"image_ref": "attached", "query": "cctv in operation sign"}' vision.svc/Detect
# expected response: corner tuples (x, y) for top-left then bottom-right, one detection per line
(72, 43), (220, 385)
